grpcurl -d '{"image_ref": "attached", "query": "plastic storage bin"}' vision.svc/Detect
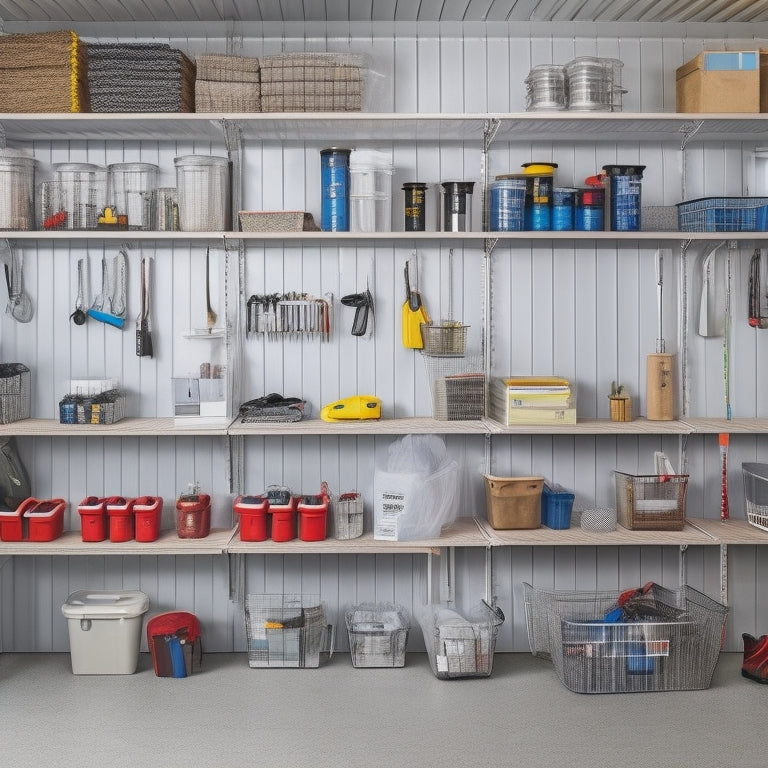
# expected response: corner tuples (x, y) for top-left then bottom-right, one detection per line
(346, 602), (409, 668)
(78, 496), (108, 542)
(107, 497), (135, 542)
(133, 496), (162, 543)
(676, 196), (768, 232)
(742, 462), (768, 532)
(419, 600), (505, 679)
(52, 162), (107, 230)
(523, 582), (728, 693)
(266, 488), (297, 542)
(244, 593), (333, 668)
(484, 475), (545, 529)
(234, 494), (269, 541)
(61, 589), (150, 675)
(349, 149), (393, 232)
(541, 483), (575, 529)
(0, 497), (65, 542)
(614, 471), (688, 531)
(297, 493), (329, 542)
(106, 162), (158, 230)
(174, 155), (230, 231)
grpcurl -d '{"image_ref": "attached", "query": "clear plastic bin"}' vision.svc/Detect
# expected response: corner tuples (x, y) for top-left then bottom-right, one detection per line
(346, 602), (409, 668)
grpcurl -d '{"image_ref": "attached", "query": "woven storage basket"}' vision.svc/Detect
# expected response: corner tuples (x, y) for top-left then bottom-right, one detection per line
(260, 64), (363, 84)
(239, 210), (319, 232)
(262, 93), (362, 112)
(195, 53), (260, 82)
(0, 30), (89, 112)
(195, 80), (261, 112)
(261, 80), (361, 97)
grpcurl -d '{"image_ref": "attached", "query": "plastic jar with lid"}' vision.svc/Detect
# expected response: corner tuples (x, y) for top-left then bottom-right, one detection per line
(0, 153), (36, 230)
(107, 162), (159, 230)
(320, 148), (352, 232)
(53, 162), (107, 230)
(552, 187), (577, 231)
(602, 164), (645, 231)
(574, 188), (605, 231)
(489, 177), (526, 231)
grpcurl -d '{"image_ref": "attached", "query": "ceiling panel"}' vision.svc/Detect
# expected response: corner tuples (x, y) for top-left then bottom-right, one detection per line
(3, 0), (768, 23)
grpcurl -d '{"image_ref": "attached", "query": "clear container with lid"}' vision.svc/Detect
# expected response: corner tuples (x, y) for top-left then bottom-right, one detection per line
(524, 65), (567, 112)
(565, 56), (625, 112)
(349, 149), (393, 232)
(107, 162), (158, 230)
(174, 155), (231, 231)
(53, 162), (107, 230)
(489, 177), (526, 231)
(0, 153), (36, 230)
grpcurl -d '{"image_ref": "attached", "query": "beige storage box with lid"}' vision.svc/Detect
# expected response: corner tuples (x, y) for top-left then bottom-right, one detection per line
(61, 589), (149, 674)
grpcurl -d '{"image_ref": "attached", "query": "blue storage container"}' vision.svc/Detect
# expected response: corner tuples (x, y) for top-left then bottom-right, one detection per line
(541, 483), (575, 529)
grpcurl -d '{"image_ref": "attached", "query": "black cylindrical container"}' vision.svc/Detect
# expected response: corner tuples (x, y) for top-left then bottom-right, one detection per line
(440, 181), (475, 232)
(403, 182), (427, 231)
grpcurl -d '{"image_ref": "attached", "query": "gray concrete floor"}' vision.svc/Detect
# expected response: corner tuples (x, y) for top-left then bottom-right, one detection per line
(1, 652), (764, 768)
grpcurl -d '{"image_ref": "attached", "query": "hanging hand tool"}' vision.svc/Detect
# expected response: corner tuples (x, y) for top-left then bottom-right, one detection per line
(136, 256), (153, 357)
(402, 255), (429, 348)
(88, 252), (125, 328)
(646, 249), (674, 420)
(341, 288), (374, 336)
(70, 258), (89, 325)
(697, 241), (725, 337)
(2, 240), (33, 323)
(205, 247), (217, 334)
(748, 249), (768, 328)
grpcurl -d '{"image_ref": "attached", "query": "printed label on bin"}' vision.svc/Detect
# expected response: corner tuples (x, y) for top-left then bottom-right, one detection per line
(704, 51), (758, 71)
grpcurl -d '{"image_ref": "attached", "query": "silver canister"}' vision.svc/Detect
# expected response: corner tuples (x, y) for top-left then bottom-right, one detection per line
(0, 154), (36, 230)
(174, 155), (231, 231)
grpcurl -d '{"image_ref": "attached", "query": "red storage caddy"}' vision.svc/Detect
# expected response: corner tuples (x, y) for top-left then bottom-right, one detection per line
(297, 493), (330, 542)
(176, 491), (211, 539)
(266, 488), (296, 542)
(234, 495), (269, 541)
(78, 496), (108, 542)
(0, 497), (65, 542)
(146, 611), (202, 677)
(134, 496), (163, 542)
(107, 497), (135, 542)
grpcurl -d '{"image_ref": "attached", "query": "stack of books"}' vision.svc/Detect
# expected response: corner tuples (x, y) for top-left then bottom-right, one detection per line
(490, 376), (576, 425)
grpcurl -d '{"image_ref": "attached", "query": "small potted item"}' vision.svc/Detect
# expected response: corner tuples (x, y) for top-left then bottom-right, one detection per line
(608, 381), (632, 422)
(176, 484), (211, 539)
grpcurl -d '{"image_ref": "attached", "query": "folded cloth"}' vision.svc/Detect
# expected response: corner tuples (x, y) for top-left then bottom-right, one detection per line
(195, 53), (260, 82)
(239, 394), (307, 423)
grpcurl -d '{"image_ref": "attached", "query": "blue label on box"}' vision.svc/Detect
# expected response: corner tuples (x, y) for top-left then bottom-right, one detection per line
(704, 51), (758, 71)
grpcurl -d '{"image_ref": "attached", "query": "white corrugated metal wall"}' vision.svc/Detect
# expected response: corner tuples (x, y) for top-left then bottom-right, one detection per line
(2, 20), (768, 653)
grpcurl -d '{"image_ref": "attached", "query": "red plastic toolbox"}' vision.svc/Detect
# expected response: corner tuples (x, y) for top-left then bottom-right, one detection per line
(234, 495), (269, 541)
(134, 496), (163, 542)
(25, 498), (66, 541)
(107, 497), (135, 542)
(78, 496), (108, 542)
(297, 493), (329, 542)
(0, 497), (35, 541)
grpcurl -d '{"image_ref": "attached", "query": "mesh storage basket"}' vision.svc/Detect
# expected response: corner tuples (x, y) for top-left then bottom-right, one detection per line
(614, 471), (688, 530)
(423, 354), (484, 420)
(742, 462), (768, 533)
(244, 594), (333, 668)
(523, 582), (728, 693)
(676, 197), (768, 232)
(195, 80), (261, 112)
(419, 600), (504, 679)
(0, 364), (31, 424)
(195, 53), (260, 83)
(346, 602), (409, 668)
(58, 389), (126, 425)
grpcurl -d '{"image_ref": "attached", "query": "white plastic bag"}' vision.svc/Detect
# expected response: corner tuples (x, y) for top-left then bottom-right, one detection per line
(373, 435), (459, 541)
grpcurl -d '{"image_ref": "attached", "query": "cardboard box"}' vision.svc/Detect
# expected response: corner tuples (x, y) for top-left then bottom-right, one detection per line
(676, 50), (768, 113)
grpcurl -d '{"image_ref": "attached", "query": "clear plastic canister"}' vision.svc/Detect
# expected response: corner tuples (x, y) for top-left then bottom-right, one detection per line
(151, 187), (179, 231)
(174, 155), (231, 231)
(440, 181), (475, 232)
(52, 163), (108, 230)
(602, 164), (645, 231)
(107, 162), (158, 230)
(489, 177), (526, 231)
(524, 65), (566, 112)
(349, 149), (393, 233)
(574, 188), (605, 231)
(0, 153), (35, 230)
(320, 147), (351, 232)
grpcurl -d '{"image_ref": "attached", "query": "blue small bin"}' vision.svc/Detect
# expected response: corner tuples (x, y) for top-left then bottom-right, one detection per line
(541, 483), (575, 529)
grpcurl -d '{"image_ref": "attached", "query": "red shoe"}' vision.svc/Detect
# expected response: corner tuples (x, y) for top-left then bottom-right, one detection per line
(742, 633), (768, 683)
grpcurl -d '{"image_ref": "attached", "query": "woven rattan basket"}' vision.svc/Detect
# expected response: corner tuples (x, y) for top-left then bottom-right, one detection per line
(195, 53), (260, 82)
(195, 80), (261, 112)
(239, 210), (319, 232)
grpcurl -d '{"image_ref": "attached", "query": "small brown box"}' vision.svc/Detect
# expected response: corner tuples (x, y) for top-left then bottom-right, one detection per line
(484, 475), (544, 529)
(676, 50), (768, 113)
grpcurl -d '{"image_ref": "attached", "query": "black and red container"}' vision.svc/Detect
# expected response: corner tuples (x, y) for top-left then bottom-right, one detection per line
(234, 495), (269, 542)
(266, 488), (297, 542)
(297, 493), (330, 542)
(176, 491), (211, 539)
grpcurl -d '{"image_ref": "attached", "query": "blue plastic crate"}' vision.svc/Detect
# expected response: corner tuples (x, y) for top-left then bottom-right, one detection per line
(541, 483), (575, 529)
(676, 196), (768, 232)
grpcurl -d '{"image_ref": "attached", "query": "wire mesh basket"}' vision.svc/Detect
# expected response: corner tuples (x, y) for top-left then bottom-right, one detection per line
(58, 389), (126, 425)
(742, 462), (768, 533)
(238, 210), (319, 232)
(420, 322), (468, 356)
(346, 602), (409, 668)
(244, 594), (333, 668)
(523, 582), (728, 693)
(422, 354), (484, 420)
(332, 492), (364, 540)
(676, 196), (768, 232)
(195, 80), (261, 112)
(614, 471), (688, 530)
(0, 363), (30, 424)
(419, 600), (505, 679)
(195, 53), (260, 83)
